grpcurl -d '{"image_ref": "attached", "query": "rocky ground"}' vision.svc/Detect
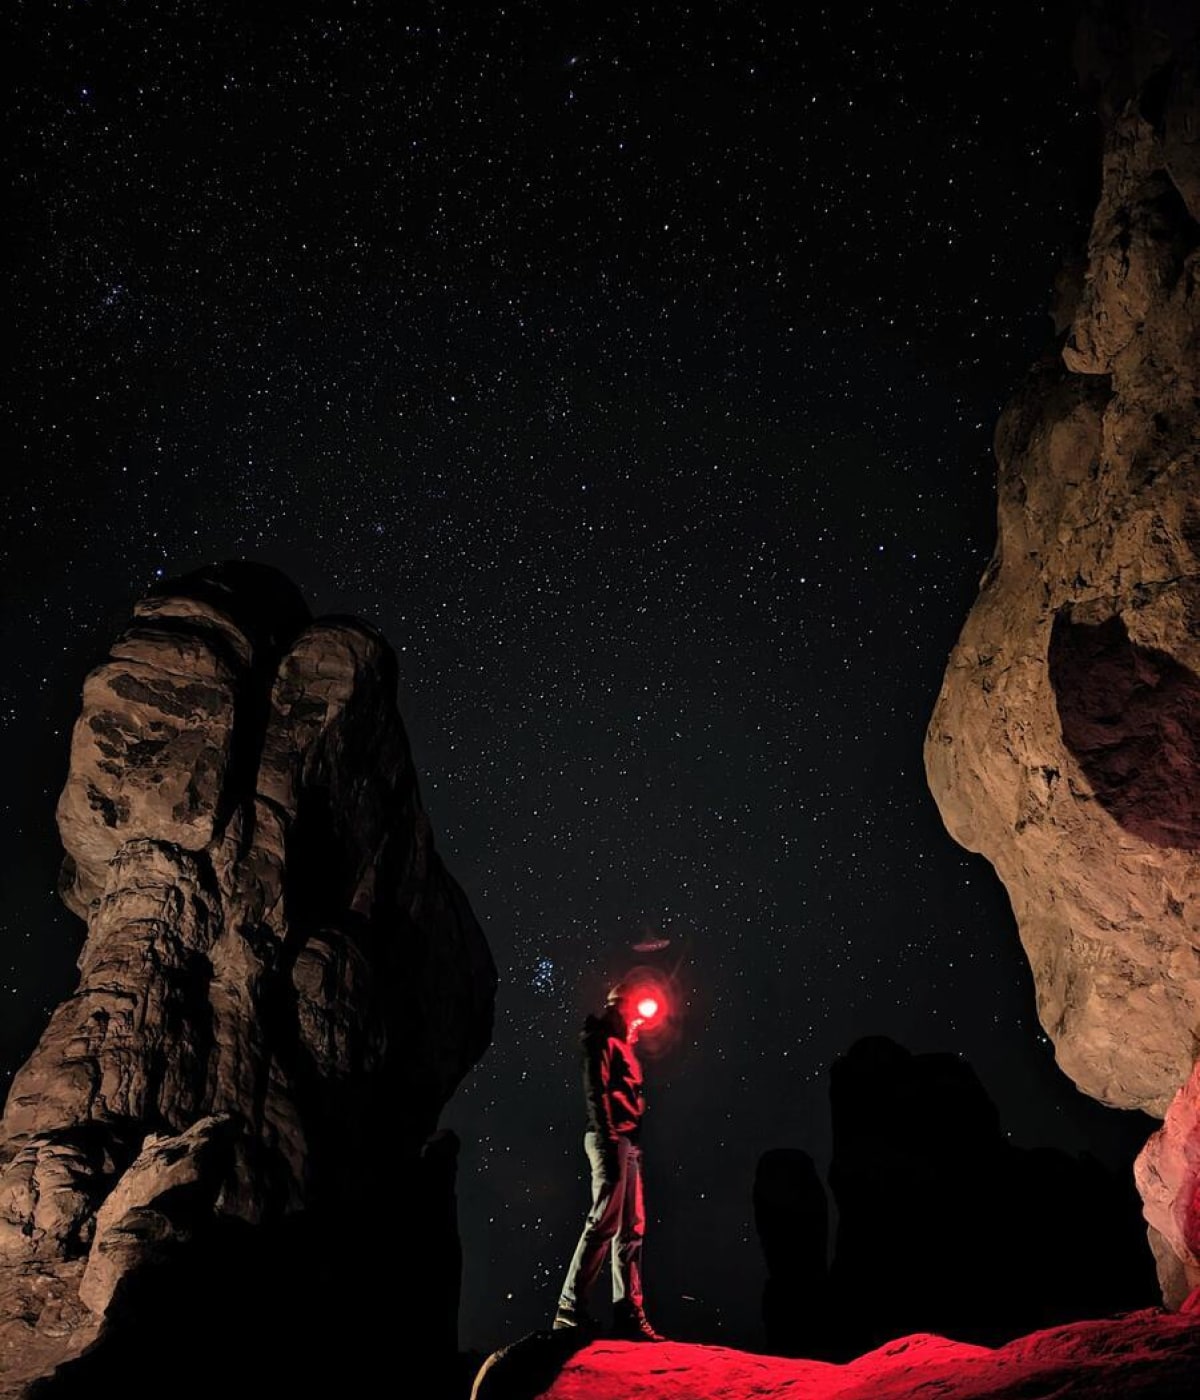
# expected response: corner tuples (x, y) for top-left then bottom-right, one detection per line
(473, 1303), (1200, 1400)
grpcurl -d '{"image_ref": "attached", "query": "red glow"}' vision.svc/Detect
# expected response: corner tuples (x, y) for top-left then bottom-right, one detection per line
(612, 964), (680, 1054)
(533, 1308), (1200, 1399)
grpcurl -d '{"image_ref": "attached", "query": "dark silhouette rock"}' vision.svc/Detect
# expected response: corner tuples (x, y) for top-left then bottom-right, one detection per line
(753, 1148), (831, 1358)
(826, 1038), (1156, 1355)
(0, 563), (497, 1396)
(758, 1038), (1157, 1360)
(469, 1329), (592, 1400)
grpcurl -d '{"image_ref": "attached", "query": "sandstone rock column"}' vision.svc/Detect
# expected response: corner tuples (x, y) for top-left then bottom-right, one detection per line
(0, 562), (496, 1389)
(924, 4), (1200, 1304)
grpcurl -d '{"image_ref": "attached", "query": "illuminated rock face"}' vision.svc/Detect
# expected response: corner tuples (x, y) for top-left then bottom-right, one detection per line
(0, 562), (496, 1385)
(924, 8), (1200, 1303)
(472, 1310), (1200, 1400)
(1136, 1057), (1200, 1306)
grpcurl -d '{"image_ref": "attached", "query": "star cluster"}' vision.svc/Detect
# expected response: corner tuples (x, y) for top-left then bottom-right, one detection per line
(2, 0), (1152, 1355)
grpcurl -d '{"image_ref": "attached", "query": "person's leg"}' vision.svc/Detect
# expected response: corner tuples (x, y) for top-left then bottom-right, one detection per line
(612, 1141), (645, 1310)
(610, 1143), (663, 1339)
(557, 1133), (626, 1317)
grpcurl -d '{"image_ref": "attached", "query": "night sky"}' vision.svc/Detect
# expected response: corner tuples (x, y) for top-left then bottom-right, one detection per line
(3, 0), (1156, 1357)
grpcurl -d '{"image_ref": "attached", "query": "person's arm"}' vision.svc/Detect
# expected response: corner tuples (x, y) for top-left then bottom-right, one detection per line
(583, 1030), (619, 1143)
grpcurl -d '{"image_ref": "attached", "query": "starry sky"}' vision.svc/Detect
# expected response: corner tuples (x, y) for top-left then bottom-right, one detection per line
(3, 0), (1157, 1357)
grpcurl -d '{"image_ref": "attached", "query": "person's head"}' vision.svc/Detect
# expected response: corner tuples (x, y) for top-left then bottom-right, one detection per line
(605, 979), (647, 1038)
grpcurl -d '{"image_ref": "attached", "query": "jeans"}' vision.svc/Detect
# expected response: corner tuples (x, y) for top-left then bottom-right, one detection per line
(558, 1130), (645, 1312)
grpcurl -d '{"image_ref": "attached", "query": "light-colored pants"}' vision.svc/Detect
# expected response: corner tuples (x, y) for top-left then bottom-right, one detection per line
(558, 1131), (645, 1311)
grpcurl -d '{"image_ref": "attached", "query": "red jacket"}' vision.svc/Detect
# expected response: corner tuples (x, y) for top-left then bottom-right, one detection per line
(581, 1007), (645, 1143)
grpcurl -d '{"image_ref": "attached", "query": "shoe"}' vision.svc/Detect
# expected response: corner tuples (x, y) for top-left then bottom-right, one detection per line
(552, 1304), (594, 1332)
(610, 1301), (665, 1342)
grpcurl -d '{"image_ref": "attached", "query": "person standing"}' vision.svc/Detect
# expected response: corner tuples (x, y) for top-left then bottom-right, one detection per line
(553, 980), (665, 1342)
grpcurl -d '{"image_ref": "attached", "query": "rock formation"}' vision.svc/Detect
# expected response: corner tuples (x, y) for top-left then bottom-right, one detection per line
(924, 2), (1200, 1303)
(754, 1148), (830, 1358)
(823, 1038), (1154, 1353)
(756, 1039), (1154, 1360)
(0, 562), (496, 1395)
(470, 1307), (1200, 1400)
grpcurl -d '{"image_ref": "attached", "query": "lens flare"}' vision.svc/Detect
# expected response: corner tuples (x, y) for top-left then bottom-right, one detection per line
(608, 963), (683, 1056)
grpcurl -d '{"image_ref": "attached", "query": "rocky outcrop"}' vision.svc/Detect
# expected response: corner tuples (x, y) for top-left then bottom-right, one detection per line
(824, 1038), (1154, 1353)
(924, 3), (1200, 1302)
(757, 1039), (1155, 1360)
(1135, 1056), (1200, 1305)
(0, 563), (496, 1394)
(754, 1149), (831, 1358)
(471, 1307), (1200, 1400)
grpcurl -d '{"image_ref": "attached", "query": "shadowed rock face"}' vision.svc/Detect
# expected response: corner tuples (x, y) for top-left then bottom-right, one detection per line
(824, 1038), (1155, 1353)
(756, 1039), (1156, 1362)
(1049, 613), (1200, 850)
(754, 1148), (830, 1358)
(924, 3), (1200, 1304)
(0, 563), (496, 1391)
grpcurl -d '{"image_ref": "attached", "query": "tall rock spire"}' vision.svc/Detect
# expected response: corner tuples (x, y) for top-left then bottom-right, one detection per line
(0, 562), (496, 1390)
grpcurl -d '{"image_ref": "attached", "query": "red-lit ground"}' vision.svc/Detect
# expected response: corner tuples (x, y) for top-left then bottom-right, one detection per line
(474, 1304), (1200, 1399)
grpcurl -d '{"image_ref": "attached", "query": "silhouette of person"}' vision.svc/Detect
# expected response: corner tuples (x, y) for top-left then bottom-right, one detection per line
(553, 979), (665, 1341)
